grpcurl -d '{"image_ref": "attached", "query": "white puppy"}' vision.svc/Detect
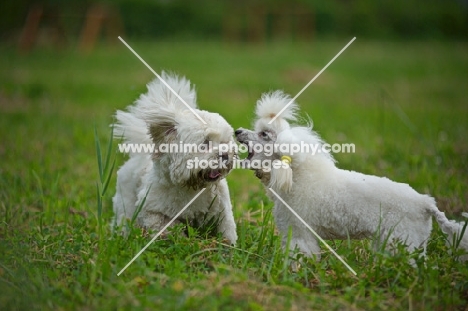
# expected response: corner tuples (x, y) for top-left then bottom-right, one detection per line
(235, 90), (467, 260)
(112, 73), (237, 244)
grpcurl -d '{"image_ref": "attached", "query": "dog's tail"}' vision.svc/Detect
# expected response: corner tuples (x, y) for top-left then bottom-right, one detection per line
(113, 72), (197, 153)
(425, 196), (468, 260)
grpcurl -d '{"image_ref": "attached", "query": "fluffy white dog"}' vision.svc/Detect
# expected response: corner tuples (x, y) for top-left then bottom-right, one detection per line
(112, 73), (237, 244)
(235, 90), (467, 260)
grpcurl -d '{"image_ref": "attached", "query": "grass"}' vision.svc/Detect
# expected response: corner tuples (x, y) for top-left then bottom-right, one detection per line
(1, 39), (468, 310)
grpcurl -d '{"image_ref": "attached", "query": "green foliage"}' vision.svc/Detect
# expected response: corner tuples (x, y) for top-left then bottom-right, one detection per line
(304, 0), (468, 39)
(0, 40), (468, 309)
(1, 0), (467, 41)
(115, 0), (468, 40)
(117, 0), (225, 40)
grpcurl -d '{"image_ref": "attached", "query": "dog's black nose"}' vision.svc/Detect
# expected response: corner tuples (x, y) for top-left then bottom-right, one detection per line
(235, 129), (243, 135)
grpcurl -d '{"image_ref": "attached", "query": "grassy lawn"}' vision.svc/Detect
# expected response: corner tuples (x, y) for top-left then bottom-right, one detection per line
(1, 39), (467, 310)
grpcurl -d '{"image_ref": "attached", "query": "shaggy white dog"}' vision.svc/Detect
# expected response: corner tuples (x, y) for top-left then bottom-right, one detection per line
(112, 73), (237, 244)
(235, 90), (467, 260)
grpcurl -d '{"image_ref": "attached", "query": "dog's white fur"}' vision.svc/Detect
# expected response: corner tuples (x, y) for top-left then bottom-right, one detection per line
(236, 90), (468, 260)
(112, 73), (237, 244)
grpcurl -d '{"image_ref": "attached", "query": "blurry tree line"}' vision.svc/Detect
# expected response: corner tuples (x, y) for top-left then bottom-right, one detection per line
(1, 0), (467, 43)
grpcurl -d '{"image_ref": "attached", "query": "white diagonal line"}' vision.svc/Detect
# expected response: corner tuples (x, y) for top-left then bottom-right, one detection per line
(117, 36), (207, 125)
(268, 188), (357, 276)
(117, 188), (206, 276)
(269, 37), (356, 124)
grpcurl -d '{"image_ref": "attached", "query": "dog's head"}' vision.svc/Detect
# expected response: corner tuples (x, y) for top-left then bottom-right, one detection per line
(131, 73), (236, 189)
(236, 90), (333, 193)
(235, 91), (297, 192)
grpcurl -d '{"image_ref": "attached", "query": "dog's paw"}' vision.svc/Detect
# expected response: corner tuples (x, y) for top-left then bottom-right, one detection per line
(290, 260), (301, 272)
(222, 230), (238, 245)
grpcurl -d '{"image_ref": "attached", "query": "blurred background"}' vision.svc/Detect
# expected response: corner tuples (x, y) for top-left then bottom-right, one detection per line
(1, 0), (467, 48)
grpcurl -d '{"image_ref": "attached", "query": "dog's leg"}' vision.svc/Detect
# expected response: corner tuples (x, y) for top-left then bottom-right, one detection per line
(274, 207), (321, 261)
(112, 189), (135, 235)
(137, 211), (184, 238)
(111, 157), (148, 234)
(217, 208), (238, 245)
(289, 236), (321, 260)
(215, 184), (238, 245)
(372, 222), (429, 268)
(112, 159), (142, 233)
(283, 233), (321, 272)
(279, 225), (321, 271)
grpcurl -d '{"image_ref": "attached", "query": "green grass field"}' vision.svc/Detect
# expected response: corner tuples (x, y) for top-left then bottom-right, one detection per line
(1, 39), (467, 310)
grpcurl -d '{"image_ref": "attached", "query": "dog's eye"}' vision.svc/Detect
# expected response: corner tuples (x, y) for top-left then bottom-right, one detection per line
(260, 131), (270, 140)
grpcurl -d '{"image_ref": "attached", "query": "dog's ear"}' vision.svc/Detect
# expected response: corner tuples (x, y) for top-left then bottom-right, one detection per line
(270, 158), (293, 193)
(268, 128), (303, 193)
(146, 108), (178, 144)
(129, 73), (197, 145)
(149, 122), (177, 144)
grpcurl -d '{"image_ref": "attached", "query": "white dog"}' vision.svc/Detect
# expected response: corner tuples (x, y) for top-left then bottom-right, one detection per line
(112, 73), (237, 244)
(235, 90), (467, 260)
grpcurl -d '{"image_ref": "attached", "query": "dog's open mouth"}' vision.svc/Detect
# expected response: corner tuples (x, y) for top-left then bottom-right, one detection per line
(246, 149), (254, 161)
(205, 169), (222, 181)
(237, 139), (254, 161)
